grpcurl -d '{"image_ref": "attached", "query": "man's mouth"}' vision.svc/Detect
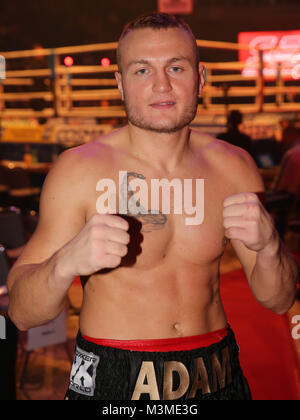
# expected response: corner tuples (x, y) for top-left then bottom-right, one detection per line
(150, 101), (176, 109)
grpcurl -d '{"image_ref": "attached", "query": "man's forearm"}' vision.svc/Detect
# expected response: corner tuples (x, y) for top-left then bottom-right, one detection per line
(249, 235), (299, 314)
(7, 251), (74, 331)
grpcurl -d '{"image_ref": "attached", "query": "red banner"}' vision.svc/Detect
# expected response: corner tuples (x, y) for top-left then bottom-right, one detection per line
(238, 30), (300, 80)
(158, 0), (194, 15)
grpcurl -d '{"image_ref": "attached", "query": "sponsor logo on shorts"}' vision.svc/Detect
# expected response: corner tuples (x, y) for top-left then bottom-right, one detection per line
(131, 346), (232, 400)
(69, 346), (100, 396)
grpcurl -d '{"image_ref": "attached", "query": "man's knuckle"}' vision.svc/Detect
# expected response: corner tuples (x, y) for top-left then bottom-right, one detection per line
(246, 202), (258, 214)
(89, 225), (100, 239)
(245, 192), (256, 202)
(223, 218), (230, 229)
(121, 245), (128, 256)
(111, 255), (121, 266)
(90, 214), (104, 224)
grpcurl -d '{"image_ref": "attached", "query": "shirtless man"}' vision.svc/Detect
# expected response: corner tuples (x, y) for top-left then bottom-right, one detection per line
(7, 13), (299, 401)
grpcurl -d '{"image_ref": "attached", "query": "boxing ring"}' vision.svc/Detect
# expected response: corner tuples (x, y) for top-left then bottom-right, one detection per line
(0, 37), (300, 123)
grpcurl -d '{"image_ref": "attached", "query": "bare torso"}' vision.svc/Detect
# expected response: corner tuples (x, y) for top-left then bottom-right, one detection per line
(78, 127), (243, 339)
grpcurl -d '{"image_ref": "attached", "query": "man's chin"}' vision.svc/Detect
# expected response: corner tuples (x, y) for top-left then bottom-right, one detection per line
(128, 119), (193, 134)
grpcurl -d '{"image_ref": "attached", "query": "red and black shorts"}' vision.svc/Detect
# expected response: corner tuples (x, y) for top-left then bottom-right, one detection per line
(65, 325), (251, 400)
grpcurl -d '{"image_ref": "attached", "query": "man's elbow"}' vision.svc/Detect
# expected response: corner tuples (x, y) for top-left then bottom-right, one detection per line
(8, 300), (67, 331)
(273, 306), (291, 316)
(270, 293), (297, 315)
(7, 306), (52, 331)
(8, 305), (29, 332)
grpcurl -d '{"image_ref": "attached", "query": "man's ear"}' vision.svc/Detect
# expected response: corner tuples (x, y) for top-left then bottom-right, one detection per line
(115, 71), (124, 101)
(198, 64), (206, 95)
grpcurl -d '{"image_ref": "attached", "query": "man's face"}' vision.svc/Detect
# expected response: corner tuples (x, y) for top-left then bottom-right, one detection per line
(115, 27), (204, 134)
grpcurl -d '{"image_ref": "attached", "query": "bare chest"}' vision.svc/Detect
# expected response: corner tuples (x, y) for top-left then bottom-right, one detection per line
(85, 164), (232, 269)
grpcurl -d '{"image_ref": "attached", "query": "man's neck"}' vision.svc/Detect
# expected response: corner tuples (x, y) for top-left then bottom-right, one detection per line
(125, 123), (191, 174)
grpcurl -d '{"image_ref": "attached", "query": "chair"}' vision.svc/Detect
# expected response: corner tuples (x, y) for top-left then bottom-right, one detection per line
(19, 309), (72, 393)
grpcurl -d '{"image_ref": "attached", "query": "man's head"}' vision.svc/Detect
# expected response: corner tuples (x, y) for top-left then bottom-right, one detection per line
(117, 13), (200, 73)
(115, 12), (205, 134)
(227, 110), (243, 130)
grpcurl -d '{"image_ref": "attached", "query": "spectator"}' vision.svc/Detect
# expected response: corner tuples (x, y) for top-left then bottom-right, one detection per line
(265, 127), (300, 238)
(273, 127), (300, 203)
(217, 110), (255, 159)
(281, 125), (300, 152)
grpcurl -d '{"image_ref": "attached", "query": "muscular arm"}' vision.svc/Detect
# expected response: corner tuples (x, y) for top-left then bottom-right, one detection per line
(249, 234), (298, 314)
(231, 228), (298, 314)
(7, 146), (129, 331)
(7, 149), (86, 330)
(223, 146), (299, 314)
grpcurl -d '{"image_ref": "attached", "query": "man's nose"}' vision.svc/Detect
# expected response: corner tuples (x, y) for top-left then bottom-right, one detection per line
(152, 70), (172, 93)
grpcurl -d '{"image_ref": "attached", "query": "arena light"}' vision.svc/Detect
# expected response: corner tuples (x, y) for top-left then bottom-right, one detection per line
(101, 57), (111, 67)
(64, 56), (74, 67)
(291, 64), (300, 80)
(238, 30), (300, 80)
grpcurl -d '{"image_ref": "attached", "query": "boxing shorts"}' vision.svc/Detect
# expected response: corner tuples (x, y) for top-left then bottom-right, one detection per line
(65, 325), (252, 400)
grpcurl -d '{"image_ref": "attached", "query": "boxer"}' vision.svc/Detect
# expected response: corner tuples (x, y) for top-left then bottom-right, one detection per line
(7, 13), (299, 400)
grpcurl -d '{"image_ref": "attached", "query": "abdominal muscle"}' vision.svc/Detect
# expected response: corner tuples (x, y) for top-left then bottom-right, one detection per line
(79, 258), (228, 340)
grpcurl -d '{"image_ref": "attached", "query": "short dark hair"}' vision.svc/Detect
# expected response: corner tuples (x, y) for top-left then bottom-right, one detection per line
(117, 12), (199, 72)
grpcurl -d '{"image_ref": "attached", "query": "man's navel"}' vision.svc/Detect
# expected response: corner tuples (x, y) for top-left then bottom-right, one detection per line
(173, 322), (182, 336)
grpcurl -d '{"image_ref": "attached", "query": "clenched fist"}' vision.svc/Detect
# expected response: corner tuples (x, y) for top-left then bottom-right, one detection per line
(223, 192), (276, 252)
(57, 214), (130, 280)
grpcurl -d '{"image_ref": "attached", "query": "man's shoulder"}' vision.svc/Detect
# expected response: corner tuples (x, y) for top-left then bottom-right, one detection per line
(191, 130), (264, 192)
(53, 127), (126, 172)
(214, 139), (264, 193)
(191, 129), (251, 163)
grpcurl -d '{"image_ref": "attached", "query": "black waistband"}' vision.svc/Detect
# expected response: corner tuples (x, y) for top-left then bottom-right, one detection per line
(66, 325), (251, 400)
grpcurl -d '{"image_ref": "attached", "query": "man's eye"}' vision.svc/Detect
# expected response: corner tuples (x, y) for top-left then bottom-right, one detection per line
(136, 68), (148, 75)
(170, 66), (182, 73)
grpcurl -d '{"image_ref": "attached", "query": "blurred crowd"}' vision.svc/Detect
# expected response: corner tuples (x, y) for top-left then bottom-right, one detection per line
(218, 110), (300, 243)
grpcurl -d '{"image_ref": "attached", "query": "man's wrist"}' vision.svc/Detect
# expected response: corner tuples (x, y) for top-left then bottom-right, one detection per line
(50, 249), (76, 291)
(257, 229), (281, 260)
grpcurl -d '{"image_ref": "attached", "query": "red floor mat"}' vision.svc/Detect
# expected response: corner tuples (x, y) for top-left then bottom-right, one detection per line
(220, 269), (300, 400)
